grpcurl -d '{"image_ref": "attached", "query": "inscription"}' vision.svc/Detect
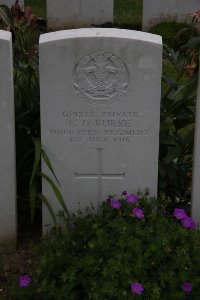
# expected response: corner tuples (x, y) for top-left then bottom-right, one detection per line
(49, 110), (151, 143)
(62, 111), (138, 118)
(95, 119), (131, 127)
(73, 51), (128, 105)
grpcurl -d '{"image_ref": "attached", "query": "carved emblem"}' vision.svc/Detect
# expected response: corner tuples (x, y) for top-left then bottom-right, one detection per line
(73, 51), (128, 105)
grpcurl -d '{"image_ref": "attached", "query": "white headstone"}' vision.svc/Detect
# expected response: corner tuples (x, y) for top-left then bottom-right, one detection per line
(40, 28), (162, 230)
(0, 0), (24, 8)
(192, 58), (200, 225)
(0, 30), (16, 247)
(47, 0), (113, 31)
(143, 0), (200, 31)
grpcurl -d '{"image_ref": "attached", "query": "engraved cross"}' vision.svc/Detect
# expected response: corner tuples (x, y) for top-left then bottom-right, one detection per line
(74, 148), (125, 209)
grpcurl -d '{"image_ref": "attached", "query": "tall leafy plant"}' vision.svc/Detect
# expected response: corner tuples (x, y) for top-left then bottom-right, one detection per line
(0, 3), (69, 224)
(159, 42), (198, 202)
(29, 138), (69, 224)
(0, 1), (40, 195)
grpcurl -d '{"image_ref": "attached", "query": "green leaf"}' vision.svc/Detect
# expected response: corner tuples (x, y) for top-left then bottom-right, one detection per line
(182, 76), (197, 98)
(183, 36), (200, 49)
(40, 172), (70, 217)
(16, 109), (32, 121)
(162, 75), (178, 89)
(41, 149), (61, 188)
(37, 193), (57, 226)
(30, 137), (41, 185)
(0, 5), (14, 28)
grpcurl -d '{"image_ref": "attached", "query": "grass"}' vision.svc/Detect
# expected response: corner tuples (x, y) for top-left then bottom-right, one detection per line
(24, 0), (190, 83)
(114, 0), (142, 29)
(25, 0), (143, 28)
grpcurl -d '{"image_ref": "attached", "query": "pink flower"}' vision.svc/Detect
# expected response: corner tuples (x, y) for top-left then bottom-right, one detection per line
(173, 208), (187, 220)
(19, 275), (31, 288)
(126, 193), (138, 204)
(131, 282), (144, 294)
(133, 207), (144, 219)
(191, 10), (200, 19)
(110, 199), (121, 209)
(181, 216), (196, 230)
(182, 282), (192, 293)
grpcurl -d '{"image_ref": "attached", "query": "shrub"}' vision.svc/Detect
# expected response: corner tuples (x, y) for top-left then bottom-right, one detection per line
(149, 22), (196, 49)
(11, 193), (200, 299)
(0, 3), (41, 198)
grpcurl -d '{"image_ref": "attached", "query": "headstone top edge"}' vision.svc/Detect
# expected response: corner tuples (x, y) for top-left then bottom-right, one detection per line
(39, 28), (162, 46)
(0, 29), (11, 41)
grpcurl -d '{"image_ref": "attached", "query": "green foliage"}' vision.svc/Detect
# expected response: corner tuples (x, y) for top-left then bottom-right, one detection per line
(29, 138), (70, 223)
(114, 0), (142, 29)
(25, 0), (46, 19)
(26, 0), (142, 28)
(11, 195), (200, 299)
(159, 77), (196, 198)
(0, 3), (42, 197)
(149, 22), (196, 49)
(158, 20), (199, 200)
(0, 3), (66, 226)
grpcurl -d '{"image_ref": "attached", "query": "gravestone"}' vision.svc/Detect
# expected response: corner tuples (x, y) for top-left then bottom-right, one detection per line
(0, 0), (24, 8)
(47, 0), (113, 31)
(0, 30), (16, 247)
(143, 0), (200, 31)
(39, 28), (162, 231)
(192, 63), (200, 225)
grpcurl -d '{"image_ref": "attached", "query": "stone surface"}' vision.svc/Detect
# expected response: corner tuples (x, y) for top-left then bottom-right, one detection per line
(0, 30), (16, 247)
(0, 0), (24, 8)
(47, 0), (113, 31)
(143, 0), (199, 31)
(39, 28), (162, 230)
(192, 61), (200, 225)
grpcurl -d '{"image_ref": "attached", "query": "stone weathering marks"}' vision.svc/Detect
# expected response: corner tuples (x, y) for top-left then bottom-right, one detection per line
(39, 28), (162, 231)
(0, 0), (23, 8)
(0, 30), (16, 247)
(47, 0), (113, 31)
(143, 0), (200, 31)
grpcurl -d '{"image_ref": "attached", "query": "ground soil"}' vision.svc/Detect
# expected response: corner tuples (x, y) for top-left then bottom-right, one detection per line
(0, 243), (35, 299)
(0, 220), (41, 299)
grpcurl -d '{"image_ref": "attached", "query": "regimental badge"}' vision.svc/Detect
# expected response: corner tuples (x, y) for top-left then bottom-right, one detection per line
(73, 50), (128, 105)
